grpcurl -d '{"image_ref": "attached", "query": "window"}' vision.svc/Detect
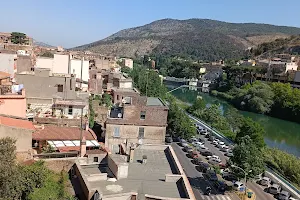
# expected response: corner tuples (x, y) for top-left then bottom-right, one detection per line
(93, 157), (98, 162)
(124, 97), (132, 104)
(140, 111), (146, 120)
(57, 84), (63, 92)
(117, 95), (119, 101)
(113, 127), (120, 137)
(70, 79), (72, 90)
(138, 127), (144, 139)
(93, 74), (97, 79)
(68, 106), (73, 115)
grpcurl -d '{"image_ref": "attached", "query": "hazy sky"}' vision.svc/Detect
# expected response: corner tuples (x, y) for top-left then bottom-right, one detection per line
(1, 0), (299, 48)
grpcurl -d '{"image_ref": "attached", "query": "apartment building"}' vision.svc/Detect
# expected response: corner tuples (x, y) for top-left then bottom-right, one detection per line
(105, 88), (168, 154)
(15, 68), (88, 119)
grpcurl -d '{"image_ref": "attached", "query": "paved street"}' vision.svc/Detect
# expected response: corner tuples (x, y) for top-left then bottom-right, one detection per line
(191, 117), (275, 200)
(172, 143), (239, 200)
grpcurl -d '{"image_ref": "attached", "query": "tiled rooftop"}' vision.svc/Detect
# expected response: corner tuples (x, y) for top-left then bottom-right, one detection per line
(0, 116), (35, 130)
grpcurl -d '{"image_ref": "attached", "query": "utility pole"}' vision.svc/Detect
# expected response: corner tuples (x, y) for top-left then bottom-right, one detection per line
(79, 56), (84, 157)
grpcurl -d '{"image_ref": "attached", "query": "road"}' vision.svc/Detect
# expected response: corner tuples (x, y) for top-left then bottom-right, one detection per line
(172, 143), (240, 200)
(191, 118), (275, 200)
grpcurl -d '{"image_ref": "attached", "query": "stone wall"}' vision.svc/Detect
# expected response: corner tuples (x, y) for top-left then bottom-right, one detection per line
(105, 124), (166, 153)
(44, 159), (75, 173)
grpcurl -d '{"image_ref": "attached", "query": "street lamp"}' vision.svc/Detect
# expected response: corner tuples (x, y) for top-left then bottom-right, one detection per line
(231, 165), (252, 198)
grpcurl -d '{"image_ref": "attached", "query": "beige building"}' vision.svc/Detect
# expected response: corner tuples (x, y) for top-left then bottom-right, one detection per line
(120, 58), (133, 69)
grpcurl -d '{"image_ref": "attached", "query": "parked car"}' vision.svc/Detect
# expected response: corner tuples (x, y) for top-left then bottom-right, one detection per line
(223, 173), (238, 182)
(196, 162), (210, 173)
(208, 157), (221, 165)
(206, 170), (218, 181)
(193, 157), (202, 165)
(212, 140), (219, 145)
(214, 181), (226, 193)
(207, 155), (220, 160)
(173, 137), (180, 142)
(189, 150), (200, 159)
(188, 137), (198, 143)
(201, 151), (213, 157)
(181, 142), (189, 147)
(278, 190), (290, 200)
(218, 141), (225, 146)
(165, 137), (173, 143)
(183, 146), (193, 152)
(208, 135), (215, 141)
(233, 181), (244, 191)
(198, 138), (205, 143)
(193, 141), (204, 147)
(199, 129), (208, 135)
(260, 177), (271, 187)
(218, 163), (227, 169)
(268, 183), (281, 195)
(180, 139), (187, 143)
(197, 146), (209, 152)
(218, 144), (228, 149)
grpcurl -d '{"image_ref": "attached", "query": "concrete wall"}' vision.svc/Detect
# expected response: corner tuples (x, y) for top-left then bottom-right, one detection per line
(36, 57), (54, 71)
(74, 162), (93, 200)
(0, 125), (33, 152)
(119, 81), (132, 89)
(17, 55), (32, 73)
(0, 53), (16, 75)
(53, 54), (69, 74)
(107, 154), (129, 179)
(16, 70), (78, 102)
(105, 124), (166, 152)
(70, 59), (89, 82)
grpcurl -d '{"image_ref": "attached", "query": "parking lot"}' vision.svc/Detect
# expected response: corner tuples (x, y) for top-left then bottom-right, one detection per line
(168, 120), (293, 200)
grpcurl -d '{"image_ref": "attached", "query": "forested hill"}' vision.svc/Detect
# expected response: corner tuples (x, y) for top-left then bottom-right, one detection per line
(252, 35), (300, 57)
(73, 18), (300, 61)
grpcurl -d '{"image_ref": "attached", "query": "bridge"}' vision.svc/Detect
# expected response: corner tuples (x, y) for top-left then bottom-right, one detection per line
(163, 76), (212, 87)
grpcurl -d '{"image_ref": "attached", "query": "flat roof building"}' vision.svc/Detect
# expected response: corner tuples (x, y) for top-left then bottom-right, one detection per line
(74, 144), (195, 200)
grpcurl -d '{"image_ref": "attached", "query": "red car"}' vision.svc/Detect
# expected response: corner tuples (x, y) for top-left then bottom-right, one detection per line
(189, 150), (200, 159)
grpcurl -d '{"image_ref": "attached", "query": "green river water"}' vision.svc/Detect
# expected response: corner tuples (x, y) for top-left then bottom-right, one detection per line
(168, 85), (300, 157)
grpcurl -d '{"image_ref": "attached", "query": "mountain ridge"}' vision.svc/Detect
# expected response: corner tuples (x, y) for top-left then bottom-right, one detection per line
(73, 18), (300, 60)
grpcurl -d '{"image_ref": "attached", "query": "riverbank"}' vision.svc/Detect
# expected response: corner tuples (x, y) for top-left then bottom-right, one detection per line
(168, 85), (300, 158)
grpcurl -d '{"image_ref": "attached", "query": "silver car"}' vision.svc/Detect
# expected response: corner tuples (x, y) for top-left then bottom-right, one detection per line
(268, 183), (281, 195)
(260, 177), (271, 187)
(278, 190), (290, 200)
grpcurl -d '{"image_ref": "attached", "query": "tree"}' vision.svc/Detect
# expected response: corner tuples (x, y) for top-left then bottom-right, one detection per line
(167, 100), (196, 139)
(10, 32), (27, 44)
(225, 107), (243, 133)
(89, 97), (95, 128)
(230, 136), (265, 180)
(0, 137), (23, 200)
(101, 93), (112, 107)
(40, 51), (54, 58)
(187, 98), (206, 113)
(120, 66), (132, 74)
(236, 117), (265, 149)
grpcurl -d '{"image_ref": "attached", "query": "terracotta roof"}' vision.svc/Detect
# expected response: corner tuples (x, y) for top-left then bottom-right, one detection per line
(0, 116), (35, 130)
(0, 71), (11, 79)
(32, 126), (96, 140)
(57, 146), (80, 152)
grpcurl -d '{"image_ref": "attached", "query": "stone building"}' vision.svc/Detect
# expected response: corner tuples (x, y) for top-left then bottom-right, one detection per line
(105, 89), (168, 153)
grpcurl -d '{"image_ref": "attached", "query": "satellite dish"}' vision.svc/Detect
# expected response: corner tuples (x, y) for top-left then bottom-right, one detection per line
(117, 113), (122, 118)
(122, 99), (126, 104)
(138, 139), (143, 145)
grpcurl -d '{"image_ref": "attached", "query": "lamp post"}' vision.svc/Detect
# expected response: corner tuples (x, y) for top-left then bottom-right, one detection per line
(231, 165), (252, 199)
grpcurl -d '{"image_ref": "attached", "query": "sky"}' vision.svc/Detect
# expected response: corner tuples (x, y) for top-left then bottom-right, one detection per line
(1, 0), (299, 48)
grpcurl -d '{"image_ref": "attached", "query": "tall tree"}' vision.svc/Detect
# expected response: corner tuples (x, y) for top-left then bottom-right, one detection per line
(236, 117), (265, 149)
(10, 32), (27, 44)
(230, 136), (265, 180)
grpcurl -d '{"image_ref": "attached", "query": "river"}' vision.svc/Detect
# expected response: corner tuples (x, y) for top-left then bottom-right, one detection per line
(167, 85), (300, 157)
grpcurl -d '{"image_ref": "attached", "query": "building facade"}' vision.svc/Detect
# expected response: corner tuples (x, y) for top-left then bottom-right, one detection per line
(15, 68), (88, 119)
(105, 93), (168, 154)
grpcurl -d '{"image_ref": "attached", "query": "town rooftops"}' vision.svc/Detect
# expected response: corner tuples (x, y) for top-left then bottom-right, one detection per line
(75, 144), (195, 199)
(32, 126), (96, 141)
(0, 116), (35, 130)
(146, 97), (165, 106)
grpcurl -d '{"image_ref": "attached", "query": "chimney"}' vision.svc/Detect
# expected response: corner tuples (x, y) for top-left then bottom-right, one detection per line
(85, 121), (89, 131)
(129, 146), (135, 163)
(80, 136), (86, 157)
